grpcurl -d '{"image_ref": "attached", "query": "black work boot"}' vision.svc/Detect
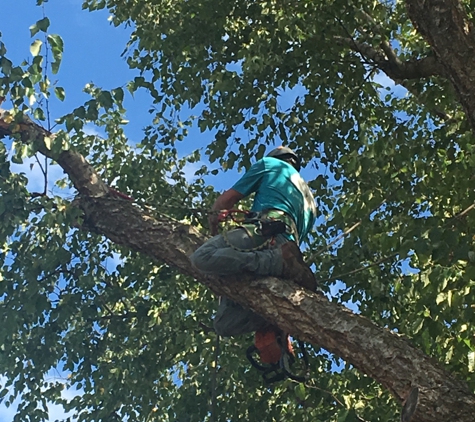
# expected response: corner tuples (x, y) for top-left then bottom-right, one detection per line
(280, 241), (316, 291)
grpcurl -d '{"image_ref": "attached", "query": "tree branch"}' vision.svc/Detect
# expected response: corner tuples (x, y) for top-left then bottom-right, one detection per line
(333, 36), (444, 80)
(358, 8), (400, 65)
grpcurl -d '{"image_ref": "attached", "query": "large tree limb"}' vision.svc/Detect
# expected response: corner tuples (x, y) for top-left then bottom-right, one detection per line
(333, 36), (444, 81)
(1, 112), (474, 421)
(333, 35), (456, 122)
(405, 0), (475, 130)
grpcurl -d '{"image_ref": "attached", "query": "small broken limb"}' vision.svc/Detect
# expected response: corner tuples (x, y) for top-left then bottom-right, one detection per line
(401, 386), (419, 422)
(108, 187), (134, 201)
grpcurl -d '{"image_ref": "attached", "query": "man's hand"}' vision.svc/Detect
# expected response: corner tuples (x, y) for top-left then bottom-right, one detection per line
(208, 212), (220, 236)
(209, 189), (244, 236)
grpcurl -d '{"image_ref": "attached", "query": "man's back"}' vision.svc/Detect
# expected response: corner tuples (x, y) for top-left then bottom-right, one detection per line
(232, 156), (316, 243)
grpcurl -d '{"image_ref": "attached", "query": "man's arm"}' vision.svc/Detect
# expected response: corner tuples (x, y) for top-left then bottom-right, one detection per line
(208, 189), (244, 235)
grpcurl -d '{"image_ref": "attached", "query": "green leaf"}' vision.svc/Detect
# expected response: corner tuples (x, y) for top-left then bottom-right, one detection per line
(29, 17), (50, 37)
(469, 352), (475, 372)
(0, 57), (12, 75)
(112, 87), (124, 103)
(98, 91), (113, 109)
(73, 105), (86, 119)
(51, 60), (60, 74)
(294, 382), (306, 401)
(43, 136), (51, 150)
(47, 34), (64, 51)
(85, 99), (99, 120)
(30, 39), (43, 57)
(47, 34), (63, 74)
(337, 409), (349, 422)
(54, 86), (65, 101)
(33, 108), (45, 121)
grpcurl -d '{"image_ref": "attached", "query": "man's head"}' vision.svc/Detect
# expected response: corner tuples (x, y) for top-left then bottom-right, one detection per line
(267, 146), (301, 172)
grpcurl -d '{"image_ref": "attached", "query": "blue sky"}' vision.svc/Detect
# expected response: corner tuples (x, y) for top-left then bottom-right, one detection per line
(1, 0), (250, 195)
(2, 0), (144, 123)
(0, 0), (402, 191)
(1, 0), (221, 193)
(1, 2), (141, 420)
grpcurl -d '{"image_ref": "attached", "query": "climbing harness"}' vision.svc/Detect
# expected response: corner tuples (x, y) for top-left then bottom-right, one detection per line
(246, 326), (309, 384)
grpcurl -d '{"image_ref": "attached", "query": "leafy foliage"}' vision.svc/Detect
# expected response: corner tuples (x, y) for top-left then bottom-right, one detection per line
(1, 1), (475, 421)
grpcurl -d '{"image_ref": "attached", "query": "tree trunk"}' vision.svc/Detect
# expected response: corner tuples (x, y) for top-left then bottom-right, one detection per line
(406, 0), (475, 130)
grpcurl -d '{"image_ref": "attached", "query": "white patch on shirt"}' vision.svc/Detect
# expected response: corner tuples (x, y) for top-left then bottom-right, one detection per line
(290, 172), (317, 218)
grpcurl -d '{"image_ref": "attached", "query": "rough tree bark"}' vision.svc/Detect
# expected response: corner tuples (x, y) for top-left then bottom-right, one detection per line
(1, 113), (474, 422)
(405, 0), (475, 130)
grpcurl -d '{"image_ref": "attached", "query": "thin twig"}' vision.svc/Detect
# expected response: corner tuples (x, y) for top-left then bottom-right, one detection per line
(451, 203), (475, 221)
(316, 220), (363, 256)
(298, 379), (370, 422)
(315, 189), (395, 257)
(315, 253), (398, 285)
(33, 153), (48, 195)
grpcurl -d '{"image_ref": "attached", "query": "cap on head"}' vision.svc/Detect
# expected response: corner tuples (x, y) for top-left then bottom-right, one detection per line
(266, 146), (301, 171)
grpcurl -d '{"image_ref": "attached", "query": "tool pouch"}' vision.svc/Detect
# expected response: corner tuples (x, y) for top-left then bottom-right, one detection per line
(259, 220), (287, 237)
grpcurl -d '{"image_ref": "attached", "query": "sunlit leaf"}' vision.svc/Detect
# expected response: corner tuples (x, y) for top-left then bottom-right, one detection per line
(30, 39), (42, 57)
(54, 86), (65, 101)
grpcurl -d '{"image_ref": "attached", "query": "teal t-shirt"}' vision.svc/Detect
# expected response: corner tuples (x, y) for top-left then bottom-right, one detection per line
(232, 157), (317, 244)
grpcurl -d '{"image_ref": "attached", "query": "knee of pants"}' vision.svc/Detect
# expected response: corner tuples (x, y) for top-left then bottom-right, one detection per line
(189, 246), (214, 273)
(213, 306), (268, 337)
(213, 317), (250, 337)
(213, 319), (234, 337)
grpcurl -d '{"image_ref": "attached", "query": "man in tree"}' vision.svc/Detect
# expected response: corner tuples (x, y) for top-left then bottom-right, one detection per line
(190, 146), (317, 337)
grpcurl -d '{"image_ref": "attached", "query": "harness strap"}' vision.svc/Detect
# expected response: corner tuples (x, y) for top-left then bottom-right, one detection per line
(218, 208), (299, 245)
(222, 225), (273, 252)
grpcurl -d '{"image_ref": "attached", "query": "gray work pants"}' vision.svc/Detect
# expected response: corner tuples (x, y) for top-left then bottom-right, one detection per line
(189, 228), (288, 337)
